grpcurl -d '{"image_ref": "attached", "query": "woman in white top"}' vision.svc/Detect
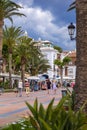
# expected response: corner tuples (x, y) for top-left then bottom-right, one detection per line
(18, 79), (23, 97)
(52, 80), (57, 94)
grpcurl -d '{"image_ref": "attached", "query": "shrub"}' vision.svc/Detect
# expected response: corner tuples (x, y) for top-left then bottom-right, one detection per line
(2, 96), (87, 130)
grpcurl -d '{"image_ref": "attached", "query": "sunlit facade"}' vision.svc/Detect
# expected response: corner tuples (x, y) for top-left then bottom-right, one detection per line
(36, 39), (58, 78)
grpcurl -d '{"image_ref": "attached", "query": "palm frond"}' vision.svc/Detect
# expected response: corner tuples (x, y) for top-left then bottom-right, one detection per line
(67, 1), (76, 11)
(39, 103), (45, 119)
(45, 98), (55, 121)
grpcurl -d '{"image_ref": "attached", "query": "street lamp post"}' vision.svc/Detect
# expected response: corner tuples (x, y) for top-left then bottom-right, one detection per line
(68, 22), (76, 40)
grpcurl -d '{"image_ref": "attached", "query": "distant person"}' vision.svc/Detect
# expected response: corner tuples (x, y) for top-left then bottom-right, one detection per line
(30, 80), (35, 91)
(41, 81), (47, 90)
(58, 81), (61, 88)
(25, 79), (30, 97)
(46, 79), (51, 94)
(71, 81), (75, 88)
(18, 79), (23, 97)
(52, 80), (57, 94)
(67, 82), (70, 87)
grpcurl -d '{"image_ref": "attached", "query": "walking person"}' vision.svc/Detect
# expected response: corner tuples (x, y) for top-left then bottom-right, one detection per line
(46, 79), (51, 94)
(18, 79), (23, 97)
(52, 80), (57, 94)
(25, 79), (30, 97)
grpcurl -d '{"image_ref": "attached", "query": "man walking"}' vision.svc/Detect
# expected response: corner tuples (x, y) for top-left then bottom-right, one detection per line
(25, 79), (30, 97)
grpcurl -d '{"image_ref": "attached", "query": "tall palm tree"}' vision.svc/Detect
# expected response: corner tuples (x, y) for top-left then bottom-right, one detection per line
(54, 57), (71, 87)
(2, 43), (9, 73)
(68, 0), (87, 112)
(3, 26), (24, 88)
(74, 0), (87, 112)
(14, 36), (34, 87)
(0, 0), (25, 58)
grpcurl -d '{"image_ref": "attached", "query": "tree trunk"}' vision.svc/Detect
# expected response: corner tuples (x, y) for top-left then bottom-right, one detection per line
(0, 20), (3, 58)
(74, 0), (87, 112)
(60, 67), (63, 87)
(3, 58), (7, 73)
(9, 53), (12, 88)
(21, 63), (25, 88)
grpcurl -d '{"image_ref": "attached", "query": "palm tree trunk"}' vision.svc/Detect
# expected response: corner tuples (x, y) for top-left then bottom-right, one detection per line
(0, 20), (3, 58)
(74, 0), (87, 112)
(9, 53), (12, 88)
(60, 67), (63, 87)
(21, 63), (25, 88)
(3, 58), (7, 73)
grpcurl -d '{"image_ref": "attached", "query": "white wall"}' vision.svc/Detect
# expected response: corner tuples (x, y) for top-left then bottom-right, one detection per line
(40, 46), (58, 78)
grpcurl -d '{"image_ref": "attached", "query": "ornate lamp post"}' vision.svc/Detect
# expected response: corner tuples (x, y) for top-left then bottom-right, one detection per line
(68, 22), (76, 40)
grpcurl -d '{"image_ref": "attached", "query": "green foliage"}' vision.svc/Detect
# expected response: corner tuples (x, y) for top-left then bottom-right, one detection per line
(53, 45), (62, 53)
(2, 44), (9, 59)
(3, 26), (24, 51)
(2, 119), (35, 130)
(26, 97), (87, 130)
(63, 56), (71, 64)
(0, 80), (10, 89)
(0, 0), (25, 21)
(2, 97), (87, 130)
(54, 56), (71, 68)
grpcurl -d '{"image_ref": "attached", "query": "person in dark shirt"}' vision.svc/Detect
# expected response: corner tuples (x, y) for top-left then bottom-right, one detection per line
(46, 79), (51, 94)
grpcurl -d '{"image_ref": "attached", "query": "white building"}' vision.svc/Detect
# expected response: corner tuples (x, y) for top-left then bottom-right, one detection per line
(60, 51), (76, 79)
(35, 39), (76, 79)
(36, 40), (58, 78)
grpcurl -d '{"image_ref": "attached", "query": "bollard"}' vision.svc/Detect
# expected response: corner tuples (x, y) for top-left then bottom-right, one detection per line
(61, 90), (67, 97)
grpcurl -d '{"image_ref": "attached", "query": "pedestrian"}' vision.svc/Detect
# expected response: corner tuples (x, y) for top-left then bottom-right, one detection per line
(41, 81), (47, 90)
(25, 79), (30, 97)
(18, 79), (23, 97)
(52, 80), (57, 94)
(58, 81), (61, 88)
(46, 79), (51, 94)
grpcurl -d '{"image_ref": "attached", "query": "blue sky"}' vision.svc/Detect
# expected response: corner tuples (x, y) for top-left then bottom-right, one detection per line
(5, 0), (76, 50)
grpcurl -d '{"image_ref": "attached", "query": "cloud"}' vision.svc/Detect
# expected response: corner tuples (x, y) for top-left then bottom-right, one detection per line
(5, 1), (76, 50)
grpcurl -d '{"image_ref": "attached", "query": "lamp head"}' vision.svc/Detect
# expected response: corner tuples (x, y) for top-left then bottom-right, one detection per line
(68, 22), (75, 40)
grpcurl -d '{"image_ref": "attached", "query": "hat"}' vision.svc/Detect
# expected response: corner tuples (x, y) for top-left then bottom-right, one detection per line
(25, 79), (28, 81)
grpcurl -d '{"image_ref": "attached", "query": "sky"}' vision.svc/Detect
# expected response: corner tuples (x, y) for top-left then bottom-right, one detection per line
(5, 0), (76, 51)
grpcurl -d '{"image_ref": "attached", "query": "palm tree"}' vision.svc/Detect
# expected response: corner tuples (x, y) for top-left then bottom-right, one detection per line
(0, 0), (25, 58)
(74, 0), (87, 112)
(29, 55), (51, 75)
(3, 26), (24, 88)
(53, 45), (62, 53)
(54, 57), (71, 87)
(68, 0), (87, 112)
(2, 43), (9, 73)
(14, 36), (34, 87)
(67, 1), (76, 11)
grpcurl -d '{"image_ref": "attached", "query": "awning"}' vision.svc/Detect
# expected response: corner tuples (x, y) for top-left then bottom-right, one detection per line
(0, 73), (21, 79)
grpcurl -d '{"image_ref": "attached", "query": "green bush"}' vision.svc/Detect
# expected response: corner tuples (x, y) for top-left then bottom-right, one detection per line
(2, 96), (87, 130)
(2, 119), (35, 130)
(0, 80), (10, 89)
(4, 89), (14, 93)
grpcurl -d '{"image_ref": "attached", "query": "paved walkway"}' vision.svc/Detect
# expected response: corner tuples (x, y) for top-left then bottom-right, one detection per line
(0, 88), (68, 127)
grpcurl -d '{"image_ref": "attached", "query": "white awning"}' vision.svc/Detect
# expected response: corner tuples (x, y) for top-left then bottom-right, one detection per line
(27, 76), (40, 80)
(0, 73), (21, 79)
(56, 76), (75, 80)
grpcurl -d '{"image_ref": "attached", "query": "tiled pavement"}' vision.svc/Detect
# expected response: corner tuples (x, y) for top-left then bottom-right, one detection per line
(0, 88), (67, 127)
